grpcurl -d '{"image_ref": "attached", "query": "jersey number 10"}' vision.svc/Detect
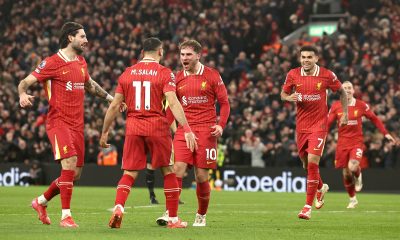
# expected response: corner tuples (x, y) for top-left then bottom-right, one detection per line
(132, 81), (151, 110)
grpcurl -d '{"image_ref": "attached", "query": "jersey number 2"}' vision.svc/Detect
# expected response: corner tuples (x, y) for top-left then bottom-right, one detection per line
(132, 81), (151, 110)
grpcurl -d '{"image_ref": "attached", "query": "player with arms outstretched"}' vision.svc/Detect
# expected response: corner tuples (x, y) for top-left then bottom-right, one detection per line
(328, 81), (397, 208)
(157, 40), (230, 227)
(19, 22), (117, 228)
(100, 37), (197, 229)
(281, 45), (348, 220)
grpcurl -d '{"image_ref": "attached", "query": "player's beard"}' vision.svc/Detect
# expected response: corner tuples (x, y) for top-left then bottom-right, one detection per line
(72, 42), (84, 55)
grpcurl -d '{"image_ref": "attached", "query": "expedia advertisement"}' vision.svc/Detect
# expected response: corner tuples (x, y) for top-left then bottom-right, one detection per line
(0, 164), (399, 192)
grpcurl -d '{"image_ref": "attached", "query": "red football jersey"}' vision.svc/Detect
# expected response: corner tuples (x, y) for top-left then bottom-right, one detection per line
(175, 64), (229, 131)
(282, 65), (342, 133)
(116, 59), (176, 136)
(328, 99), (388, 148)
(31, 50), (89, 130)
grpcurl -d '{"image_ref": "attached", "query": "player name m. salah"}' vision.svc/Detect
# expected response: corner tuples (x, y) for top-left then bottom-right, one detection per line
(130, 69), (157, 76)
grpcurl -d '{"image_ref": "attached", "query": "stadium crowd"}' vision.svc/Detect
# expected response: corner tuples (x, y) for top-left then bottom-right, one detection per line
(0, 0), (399, 169)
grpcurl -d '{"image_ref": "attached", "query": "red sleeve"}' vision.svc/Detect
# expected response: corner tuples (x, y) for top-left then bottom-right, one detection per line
(162, 69), (176, 93)
(115, 74), (124, 95)
(31, 58), (56, 82)
(327, 103), (338, 129)
(327, 70), (341, 92)
(165, 107), (175, 125)
(81, 57), (90, 82)
(282, 71), (294, 93)
(363, 103), (388, 135)
(212, 71), (230, 129)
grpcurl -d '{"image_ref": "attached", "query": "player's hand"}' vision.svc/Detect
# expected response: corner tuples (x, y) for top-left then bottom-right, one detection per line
(184, 131), (198, 152)
(339, 113), (348, 126)
(19, 93), (35, 108)
(211, 125), (223, 137)
(99, 133), (110, 148)
(119, 102), (127, 112)
(287, 92), (301, 102)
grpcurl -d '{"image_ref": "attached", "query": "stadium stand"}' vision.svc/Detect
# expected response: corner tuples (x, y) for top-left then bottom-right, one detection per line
(0, 0), (399, 168)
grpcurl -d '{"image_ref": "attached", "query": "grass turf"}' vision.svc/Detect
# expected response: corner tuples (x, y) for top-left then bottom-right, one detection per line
(0, 186), (399, 240)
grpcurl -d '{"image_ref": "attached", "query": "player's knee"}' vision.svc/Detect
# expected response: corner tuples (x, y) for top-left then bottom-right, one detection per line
(61, 156), (78, 170)
(343, 168), (352, 177)
(173, 163), (186, 177)
(348, 160), (359, 172)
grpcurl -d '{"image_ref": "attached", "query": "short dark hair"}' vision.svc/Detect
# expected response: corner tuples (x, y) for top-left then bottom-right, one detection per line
(59, 22), (84, 48)
(143, 37), (162, 52)
(179, 40), (202, 54)
(300, 45), (318, 55)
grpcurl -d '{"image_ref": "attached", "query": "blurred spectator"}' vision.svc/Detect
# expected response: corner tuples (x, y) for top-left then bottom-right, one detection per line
(0, 0), (398, 169)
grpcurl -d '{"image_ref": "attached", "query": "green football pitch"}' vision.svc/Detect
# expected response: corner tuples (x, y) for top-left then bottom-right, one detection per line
(0, 186), (399, 240)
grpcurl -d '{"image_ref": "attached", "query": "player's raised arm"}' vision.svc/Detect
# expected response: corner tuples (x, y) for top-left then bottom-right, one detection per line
(165, 91), (198, 152)
(100, 93), (124, 148)
(363, 105), (398, 144)
(18, 74), (38, 108)
(338, 86), (348, 126)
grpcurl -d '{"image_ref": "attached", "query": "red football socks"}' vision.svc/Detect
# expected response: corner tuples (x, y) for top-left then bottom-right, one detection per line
(115, 174), (135, 206)
(317, 174), (323, 190)
(196, 181), (211, 215)
(164, 173), (180, 218)
(354, 166), (361, 178)
(306, 163), (320, 206)
(43, 178), (60, 201)
(177, 177), (183, 195)
(343, 175), (356, 197)
(59, 170), (75, 209)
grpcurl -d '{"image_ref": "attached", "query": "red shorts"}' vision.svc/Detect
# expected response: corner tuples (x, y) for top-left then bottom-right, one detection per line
(174, 130), (217, 169)
(334, 144), (364, 168)
(122, 135), (173, 170)
(296, 132), (327, 158)
(47, 127), (85, 167)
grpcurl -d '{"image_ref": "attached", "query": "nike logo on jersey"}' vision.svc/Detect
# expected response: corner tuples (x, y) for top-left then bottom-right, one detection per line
(178, 85), (186, 90)
(206, 161), (214, 165)
(296, 84), (302, 87)
(63, 70), (70, 75)
(313, 148), (320, 151)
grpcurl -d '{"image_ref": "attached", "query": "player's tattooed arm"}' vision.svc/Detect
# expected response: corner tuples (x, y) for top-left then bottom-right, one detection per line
(85, 78), (113, 102)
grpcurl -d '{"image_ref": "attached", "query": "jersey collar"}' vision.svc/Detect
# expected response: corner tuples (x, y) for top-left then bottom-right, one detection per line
(57, 49), (79, 63)
(184, 63), (204, 77)
(301, 65), (320, 77)
(348, 98), (356, 106)
(140, 57), (157, 63)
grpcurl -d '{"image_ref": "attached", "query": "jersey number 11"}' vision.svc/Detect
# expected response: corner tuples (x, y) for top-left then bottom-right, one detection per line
(132, 81), (151, 111)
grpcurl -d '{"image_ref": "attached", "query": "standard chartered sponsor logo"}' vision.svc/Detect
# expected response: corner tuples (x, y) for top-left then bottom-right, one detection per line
(223, 170), (306, 192)
(66, 81), (73, 91)
(181, 95), (208, 105)
(298, 93), (321, 102)
(347, 120), (358, 125)
(182, 96), (188, 106)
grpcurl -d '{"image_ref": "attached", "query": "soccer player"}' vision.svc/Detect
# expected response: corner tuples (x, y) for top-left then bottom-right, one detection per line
(100, 37), (197, 229)
(280, 45), (348, 220)
(146, 111), (178, 205)
(18, 22), (117, 228)
(157, 40), (230, 227)
(328, 81), (397, 208)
